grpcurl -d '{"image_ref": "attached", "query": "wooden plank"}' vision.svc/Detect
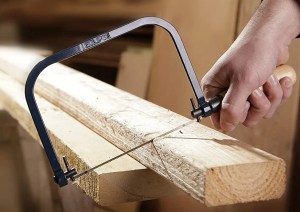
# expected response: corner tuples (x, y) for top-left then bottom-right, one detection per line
(0, 113), (23, 212)
(116, 47), (152, 98)
(225, 1), (300, 212)
(0, 0), (159, 21)
(0, 114), (136, 212)
(144, 0), (299, 210)
(0, 110), (43, 212)
(235, 0), (260, 35)
(14, 122), (63, 212)
(0, 108), (17, 127)
(0, 1), (155, 79)
(0, 47), (286, 206)
(288, 39), (300, 212)
(0, 71), (180, 206)
(147, 0), (239, 128)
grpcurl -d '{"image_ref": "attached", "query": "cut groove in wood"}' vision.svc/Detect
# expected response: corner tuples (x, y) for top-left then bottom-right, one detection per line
(0, 71), (180, 205)
(0, 47), (286, 206)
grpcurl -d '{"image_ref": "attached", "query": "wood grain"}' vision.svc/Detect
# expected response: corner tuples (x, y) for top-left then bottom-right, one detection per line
(144, 0), (299, 210)
(0, 70), (180, 206)
(147, 0), (239, 128)
(226, 1), (300, 212)
(0, 47), (287, 206)
(116, 47), (152, 98)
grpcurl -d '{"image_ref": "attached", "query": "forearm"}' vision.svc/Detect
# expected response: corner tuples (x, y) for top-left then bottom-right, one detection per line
(260, 0), (300, 41)
(238, 0), (300, 48)
(202, 0), (299, 131)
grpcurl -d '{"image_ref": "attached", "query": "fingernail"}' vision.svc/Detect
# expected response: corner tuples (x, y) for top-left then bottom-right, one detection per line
(284, 78), (293, 88)
(254, 89), (263, 97)
(269, 75), (279, 85)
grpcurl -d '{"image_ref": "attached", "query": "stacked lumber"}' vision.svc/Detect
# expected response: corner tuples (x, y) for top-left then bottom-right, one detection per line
(0, 0), (157, 84)
(0, 0), (159, 20)
(146, 1), (300, 211)
(0, 47), (180, 206)
(116, 47), (153, 98)
(0, 47), (286, 206)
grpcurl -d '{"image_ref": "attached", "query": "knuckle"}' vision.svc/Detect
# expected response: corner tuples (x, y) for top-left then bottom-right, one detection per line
(201, 80), (209, 92)
(261, 100), (271, 112)
(201, 75), (213, 91)
(282, 86), (293, 100)
(234, 71), (260, 91)
(251, 97), (271, 114)
(200, 76), (207, 88)
(268, 85), (283, 103)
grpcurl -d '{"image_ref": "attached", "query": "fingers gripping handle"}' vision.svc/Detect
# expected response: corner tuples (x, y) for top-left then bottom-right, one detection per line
(191, 65), (297, 120)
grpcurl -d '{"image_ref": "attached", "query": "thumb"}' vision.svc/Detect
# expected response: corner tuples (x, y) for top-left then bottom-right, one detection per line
(201, 75), (226, 99)
(220, 84), (251, 131)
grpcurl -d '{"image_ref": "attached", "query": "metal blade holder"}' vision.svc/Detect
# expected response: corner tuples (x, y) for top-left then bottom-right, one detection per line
(25, 17), (220, 187)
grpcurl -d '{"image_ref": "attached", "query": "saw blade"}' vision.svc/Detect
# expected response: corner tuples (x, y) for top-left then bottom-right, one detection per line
(73, 118), (197, 180)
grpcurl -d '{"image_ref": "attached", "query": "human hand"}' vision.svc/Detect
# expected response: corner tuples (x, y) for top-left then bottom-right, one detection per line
(201, 39), (293, 131)
(201, 0), (299, 131)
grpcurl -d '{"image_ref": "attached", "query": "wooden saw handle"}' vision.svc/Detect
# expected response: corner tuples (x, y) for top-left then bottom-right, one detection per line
(274, 64), (297, 84)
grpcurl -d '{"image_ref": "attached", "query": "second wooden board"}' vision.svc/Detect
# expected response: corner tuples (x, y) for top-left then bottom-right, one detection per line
(0, 47), (286, 206)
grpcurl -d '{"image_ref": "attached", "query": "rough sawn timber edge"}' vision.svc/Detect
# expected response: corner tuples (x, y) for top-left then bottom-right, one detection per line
(0, 47), (286, 206)
(0, 71), (181, 205)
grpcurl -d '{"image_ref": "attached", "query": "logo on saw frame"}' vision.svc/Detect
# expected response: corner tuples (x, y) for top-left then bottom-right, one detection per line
(83, 32), (111, 49)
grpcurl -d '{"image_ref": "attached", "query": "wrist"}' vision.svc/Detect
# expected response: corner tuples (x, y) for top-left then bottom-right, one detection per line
(235, 0), (299, 64)
(260, 0), (300, 43)
(239, 0), (300, 42)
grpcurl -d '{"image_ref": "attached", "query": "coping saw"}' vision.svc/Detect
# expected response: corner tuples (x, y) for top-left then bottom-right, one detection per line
(24, 17), (296, 187)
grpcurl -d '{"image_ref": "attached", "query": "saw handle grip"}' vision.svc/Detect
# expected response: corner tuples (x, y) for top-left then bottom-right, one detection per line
(200, 65), (297, 117)
(273, 65), (297, 84)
